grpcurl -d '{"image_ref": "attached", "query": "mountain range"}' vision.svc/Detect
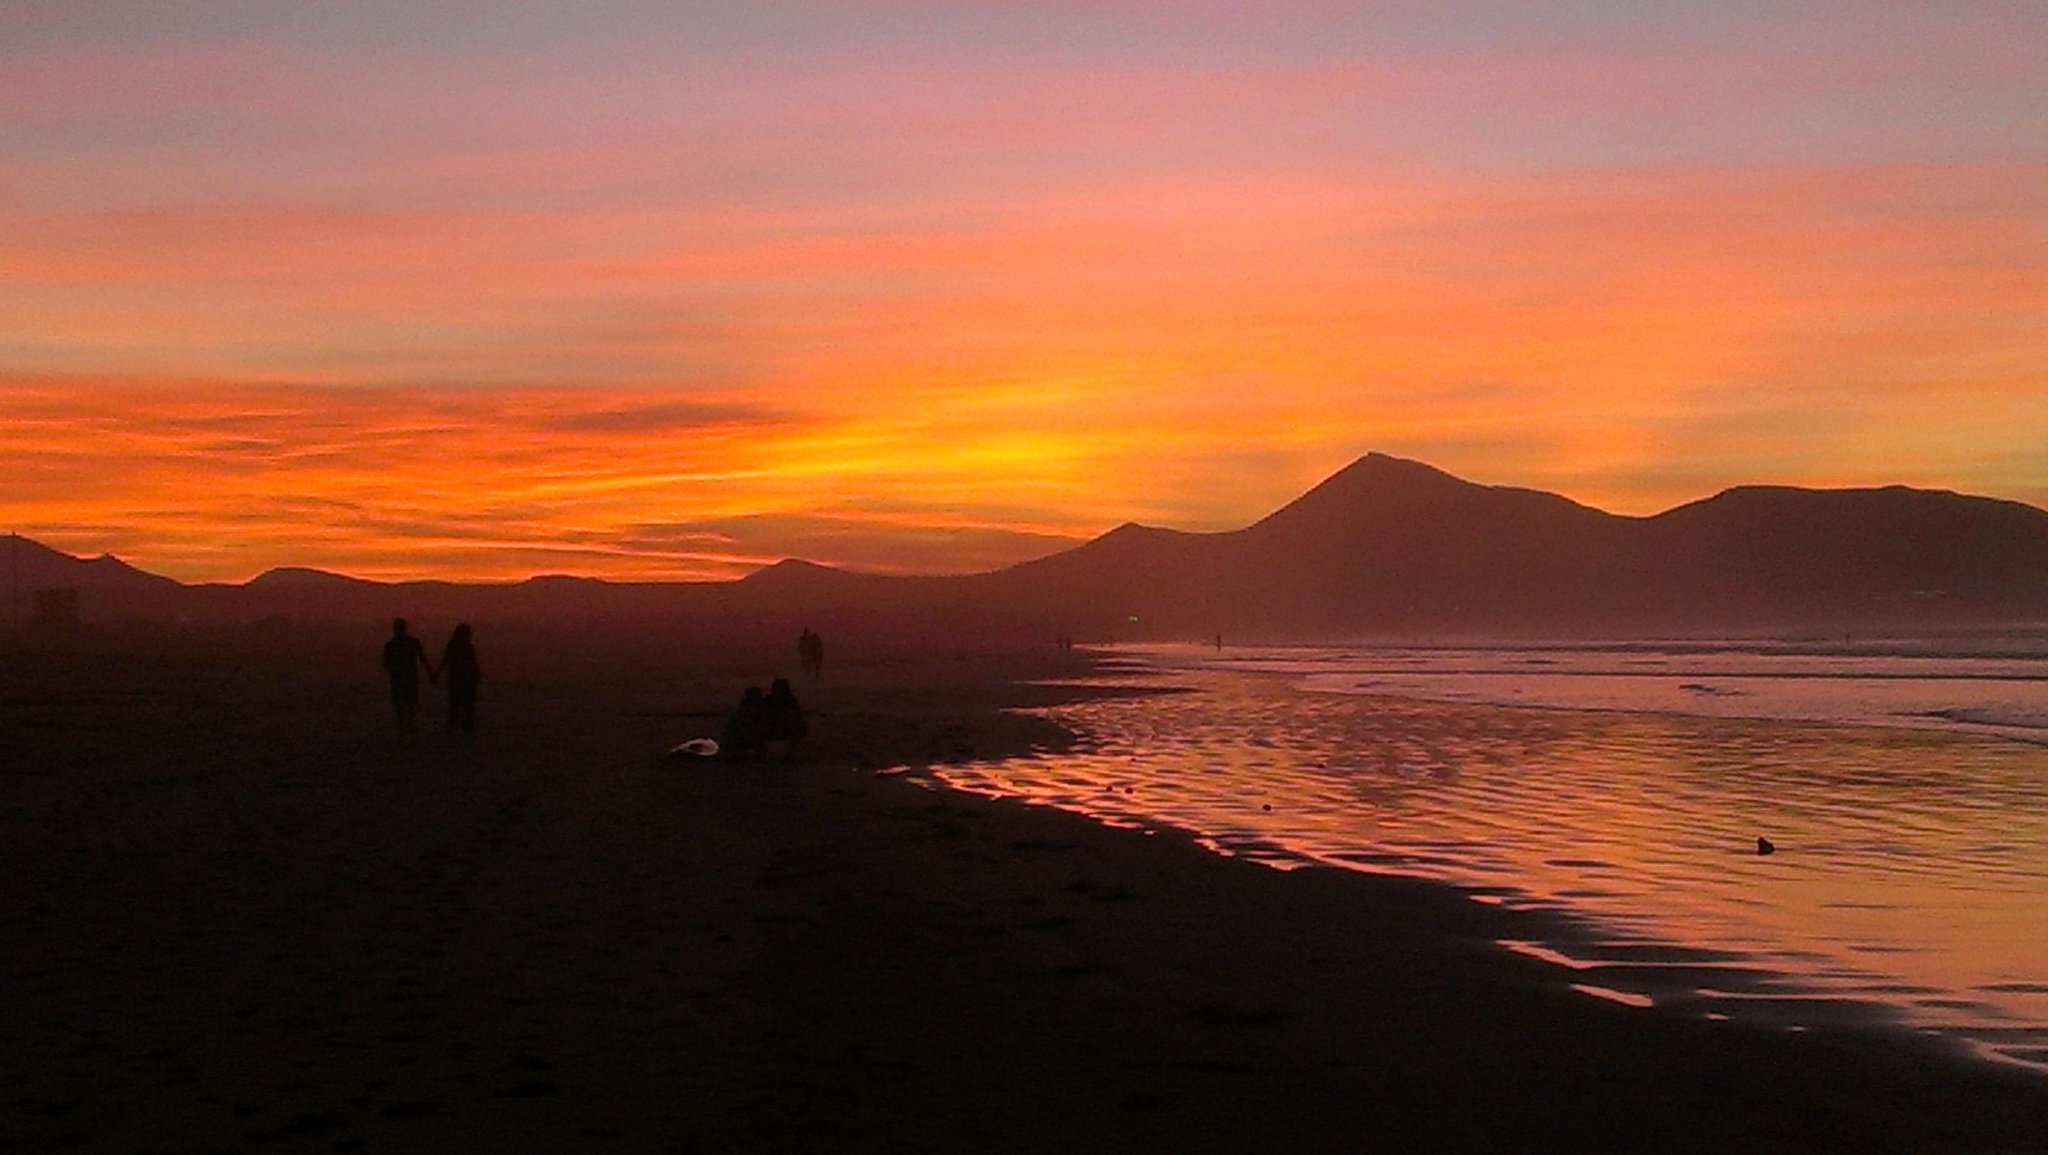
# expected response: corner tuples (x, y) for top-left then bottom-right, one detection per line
(9, 454), (2048, 640)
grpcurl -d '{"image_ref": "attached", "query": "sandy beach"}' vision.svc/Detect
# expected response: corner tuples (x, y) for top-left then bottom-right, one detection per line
(5, 625), (2046, 1153)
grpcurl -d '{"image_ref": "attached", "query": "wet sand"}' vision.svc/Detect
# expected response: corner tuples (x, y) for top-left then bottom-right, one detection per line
(3, 626), (2045, 1153)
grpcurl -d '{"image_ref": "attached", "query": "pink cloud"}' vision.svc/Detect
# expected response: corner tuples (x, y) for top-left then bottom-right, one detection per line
(2, 7), (2042, 578)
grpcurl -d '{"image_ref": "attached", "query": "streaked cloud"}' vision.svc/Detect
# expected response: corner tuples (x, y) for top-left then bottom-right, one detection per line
(0, 3), (2043, 579)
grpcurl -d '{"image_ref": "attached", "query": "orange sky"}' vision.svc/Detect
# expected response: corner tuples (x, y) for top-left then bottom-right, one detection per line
(3, 4), (2044, 581)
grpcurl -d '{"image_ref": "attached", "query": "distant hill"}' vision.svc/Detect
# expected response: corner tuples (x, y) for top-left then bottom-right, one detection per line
(1638, 484), (2048, 625)
(3, 533), (183, 592)
(968, 454), (1637, 634)
(246, 566), (375, 589)
(3, 533), (189, 620)
(961, 454), (2048, 637)
(8, 455), (2048, 639)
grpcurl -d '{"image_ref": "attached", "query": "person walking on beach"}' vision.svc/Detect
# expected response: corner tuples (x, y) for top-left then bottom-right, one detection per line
(439, 623), (481, 737)
(798, 627), (824, 679)
(381, 618), (432, 734)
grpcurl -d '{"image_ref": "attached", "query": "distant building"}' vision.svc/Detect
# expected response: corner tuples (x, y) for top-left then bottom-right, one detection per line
(33, 587), (79, 630)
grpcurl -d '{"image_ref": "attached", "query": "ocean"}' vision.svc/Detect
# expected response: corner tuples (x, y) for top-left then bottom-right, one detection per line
(935, 640), (2048, 1070)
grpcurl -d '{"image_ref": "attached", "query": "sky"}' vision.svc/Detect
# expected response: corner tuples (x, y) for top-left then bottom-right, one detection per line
(3, 1), (2044, 582)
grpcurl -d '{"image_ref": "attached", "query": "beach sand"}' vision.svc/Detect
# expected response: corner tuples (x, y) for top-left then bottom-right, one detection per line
(4, 625), (2045, 1153)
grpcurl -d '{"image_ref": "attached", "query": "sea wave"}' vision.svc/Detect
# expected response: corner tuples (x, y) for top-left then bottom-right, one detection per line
(1132, 642), (2048, 745)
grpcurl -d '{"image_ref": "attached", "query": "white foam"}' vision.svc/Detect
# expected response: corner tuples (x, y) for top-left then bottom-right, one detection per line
(1157, 642), (2048, 743)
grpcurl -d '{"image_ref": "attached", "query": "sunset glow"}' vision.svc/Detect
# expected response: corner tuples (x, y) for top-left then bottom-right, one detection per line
(4, 3), (2044, 580)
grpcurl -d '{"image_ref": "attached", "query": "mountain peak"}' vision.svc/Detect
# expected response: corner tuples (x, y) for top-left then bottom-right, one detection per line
(1335, 451), (1459, 480)
(248, 566), (363, 587)
(1249, 452), (1587, 537)
(739, 557), (854, 587)
(1, 534), (178, 589)
(1295, 452), (1483, 502)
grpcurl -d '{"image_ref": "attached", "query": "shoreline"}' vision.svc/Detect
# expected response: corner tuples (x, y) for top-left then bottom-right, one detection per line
(4, 631), (2045, 1151)
(941, 651), (2048, 1077)
(1130, 638), (2048, 746)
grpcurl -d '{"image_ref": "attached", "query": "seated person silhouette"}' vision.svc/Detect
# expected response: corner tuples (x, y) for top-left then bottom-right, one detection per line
(761, 677), (807, 753)
(720, 686), (769, 759)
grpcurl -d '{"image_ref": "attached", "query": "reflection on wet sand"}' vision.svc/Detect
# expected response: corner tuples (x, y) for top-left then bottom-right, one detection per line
(937, 661), (2048, 1070)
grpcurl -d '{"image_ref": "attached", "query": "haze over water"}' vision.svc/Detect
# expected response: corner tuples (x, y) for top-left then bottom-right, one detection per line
(937, 642), (2048, 1070)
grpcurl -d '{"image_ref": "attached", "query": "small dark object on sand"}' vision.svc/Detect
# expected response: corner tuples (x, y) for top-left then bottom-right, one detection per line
(1757, 837), (1776, 856)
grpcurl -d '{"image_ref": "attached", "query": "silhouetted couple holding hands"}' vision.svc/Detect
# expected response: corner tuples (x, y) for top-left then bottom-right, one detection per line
(382, 618), (481, 737)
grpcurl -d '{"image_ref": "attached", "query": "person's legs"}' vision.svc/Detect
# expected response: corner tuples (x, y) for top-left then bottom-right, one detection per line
(453, 685), (476, 736)
(391, 682), (416, 733)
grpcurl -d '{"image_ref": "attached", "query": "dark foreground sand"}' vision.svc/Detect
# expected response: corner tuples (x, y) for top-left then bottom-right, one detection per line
(3, 625), (2045, 1153)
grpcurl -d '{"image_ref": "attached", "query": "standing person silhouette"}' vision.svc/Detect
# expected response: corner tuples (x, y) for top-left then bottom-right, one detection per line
(439, 623), (480, 737)
(798, 627), (825, 679)
(381, 618), (432, 734)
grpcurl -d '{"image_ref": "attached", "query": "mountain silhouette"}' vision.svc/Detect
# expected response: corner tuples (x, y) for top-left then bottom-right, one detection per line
(945, 454), (2048, 636)
(3, 533), (182, 593)
(1641, 485), (2048, 622)
(246, 566), (376, 589)
(8, 456), (2048, 638)
(3, 533), (189, 620)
